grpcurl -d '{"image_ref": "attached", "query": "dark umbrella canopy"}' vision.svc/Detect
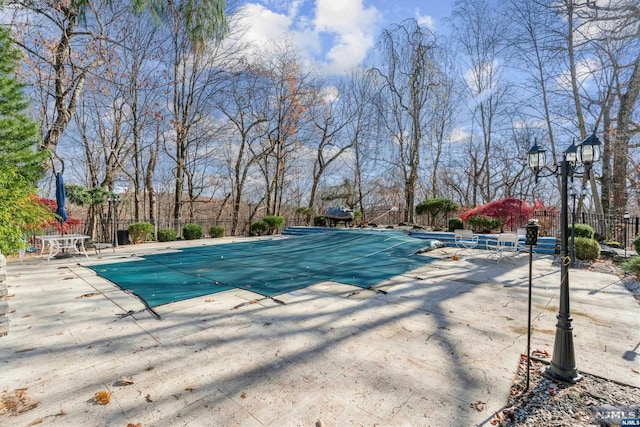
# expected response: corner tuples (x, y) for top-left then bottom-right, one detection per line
(55, 172), (68, 225)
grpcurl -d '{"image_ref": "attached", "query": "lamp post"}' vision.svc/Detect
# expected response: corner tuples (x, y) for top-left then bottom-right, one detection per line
(107, 194), (121, 247)
(564, 140), (578, 268)
(623, 211), (630, 258)
(524, 219), (539, 392)
(526, 133), (602, 383)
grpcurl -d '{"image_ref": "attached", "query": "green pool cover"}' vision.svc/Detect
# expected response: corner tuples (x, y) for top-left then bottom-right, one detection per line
(87, 230), (438, 307)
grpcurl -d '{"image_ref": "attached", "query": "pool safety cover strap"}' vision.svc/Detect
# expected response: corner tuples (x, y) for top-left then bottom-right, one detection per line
(87, 230), (437, 307)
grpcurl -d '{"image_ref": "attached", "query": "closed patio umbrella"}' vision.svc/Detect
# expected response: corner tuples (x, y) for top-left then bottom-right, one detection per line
(55, 172), (68, 225)
(55, 172), (71, 258)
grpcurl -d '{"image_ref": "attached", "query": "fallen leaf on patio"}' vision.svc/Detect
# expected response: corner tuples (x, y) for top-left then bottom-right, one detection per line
(204, 299), (215, 302)
(127, 424), (142, 427)
(22, 314), (31, 318)
(250, 299), (258, 304)
(26, 418), (43, 426)
(490, 411), (503, 425)
(94, 391), (112, 405)
(185, 387), (195, 392)
(470, 400), (486, 411)
(532, 349), (550, 358)
(0, 388), (40, 415)
(114, 377), (134, 386)
(451, 255), (459, 261)
(316, 419), (326, 427)
(77, 292), (100, 299)
(145, 394), (153, 402)
(240, 392), (248, 399)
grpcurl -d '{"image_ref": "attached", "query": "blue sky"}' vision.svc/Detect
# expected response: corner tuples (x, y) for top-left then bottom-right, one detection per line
(231, 0), (455, 74)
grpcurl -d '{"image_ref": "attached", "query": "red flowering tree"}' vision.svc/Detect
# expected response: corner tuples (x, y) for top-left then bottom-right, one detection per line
(35, 197), (83, 232)
(460, 198), (533, 230)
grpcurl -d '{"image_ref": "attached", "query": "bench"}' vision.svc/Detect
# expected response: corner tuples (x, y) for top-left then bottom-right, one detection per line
(93, 243), (115, 255)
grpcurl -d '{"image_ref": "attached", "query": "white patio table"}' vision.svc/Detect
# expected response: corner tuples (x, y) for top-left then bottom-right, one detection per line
(36, 234), (90, 261)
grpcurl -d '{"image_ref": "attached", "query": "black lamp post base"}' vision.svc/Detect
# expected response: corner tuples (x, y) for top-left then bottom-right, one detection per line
(545, 365), (583, 384)
(545, 320), (583, 383)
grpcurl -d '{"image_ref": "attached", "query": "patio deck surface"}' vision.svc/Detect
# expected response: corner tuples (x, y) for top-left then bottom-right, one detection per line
(1, 236), (638, 426)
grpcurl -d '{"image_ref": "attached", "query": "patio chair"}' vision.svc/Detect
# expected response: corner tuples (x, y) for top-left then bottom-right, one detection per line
(487, 233), (520, 263)
(454, 229), (478, 253)
(516, 228), (529, 252)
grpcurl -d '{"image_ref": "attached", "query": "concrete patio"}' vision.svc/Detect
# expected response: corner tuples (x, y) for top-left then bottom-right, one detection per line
(1, 237), (638, 426)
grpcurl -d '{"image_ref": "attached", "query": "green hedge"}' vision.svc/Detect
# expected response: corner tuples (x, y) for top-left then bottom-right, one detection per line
(263, 215), (285, 234)
(209, 226), (225, 238)
(250, 221), (268, 236)
(574, 237), (600, 260)
(467, 216), (502, 233)
(183, 223), (203, 240)
(128, 222), (154, 243)
(448, 218), (463, 232)
(569, 223), (594, 239)
(622, 256), (640, 277)
(632, 235), (640, 253)
(157, 228), (177, 242)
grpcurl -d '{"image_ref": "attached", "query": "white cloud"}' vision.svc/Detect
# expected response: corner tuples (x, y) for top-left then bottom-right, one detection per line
(416, 10), (434, 30)
(228, 1), (380, 75)
(313, 0), (380, 74)
(449, 127), (470, 143)
(232, 3), (292, 47)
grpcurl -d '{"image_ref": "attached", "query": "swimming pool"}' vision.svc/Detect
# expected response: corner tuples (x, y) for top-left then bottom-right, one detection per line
(87, 230), (439, 307)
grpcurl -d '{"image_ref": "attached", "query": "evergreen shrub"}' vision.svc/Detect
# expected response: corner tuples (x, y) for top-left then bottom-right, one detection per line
(183, 224), (203, 240)
(574, 237), (600, 260)
(157, 228), (177, 242)
(250, 221), (268, 236)
(128, 222), (154, 243)
(448, 218), (463, 232)
(569, 223), (594, 239)
(209, 226), (225, 238)
(467, 216), (502, 233)
(622, 256), (640, 277)
(263, 215), (285, 234)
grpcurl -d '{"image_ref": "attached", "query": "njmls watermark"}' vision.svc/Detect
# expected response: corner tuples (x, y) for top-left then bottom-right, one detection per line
(590, 405), (639, 426)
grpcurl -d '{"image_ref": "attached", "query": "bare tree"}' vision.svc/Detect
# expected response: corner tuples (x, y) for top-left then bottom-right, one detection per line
(303, 81), (356, 223)
(370, 18), (440, 223)
(251, 38), (311, 216)
(451, 0), (511, 206)
(214, 65), (269, 234)
(9, 1), (111, 158)
(161, 1), (230, 224)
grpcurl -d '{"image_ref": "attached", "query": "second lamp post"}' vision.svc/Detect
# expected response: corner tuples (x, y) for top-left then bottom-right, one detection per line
(526, 133), (602, 383)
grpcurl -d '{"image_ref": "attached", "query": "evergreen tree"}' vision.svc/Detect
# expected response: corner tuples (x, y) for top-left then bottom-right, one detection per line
(0, 26), (47, 183)
(0, 27), (51, 254)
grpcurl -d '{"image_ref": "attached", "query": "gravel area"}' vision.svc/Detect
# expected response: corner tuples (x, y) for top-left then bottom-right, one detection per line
(493, 357), (639, 427)
(495, 256), (640, 426)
